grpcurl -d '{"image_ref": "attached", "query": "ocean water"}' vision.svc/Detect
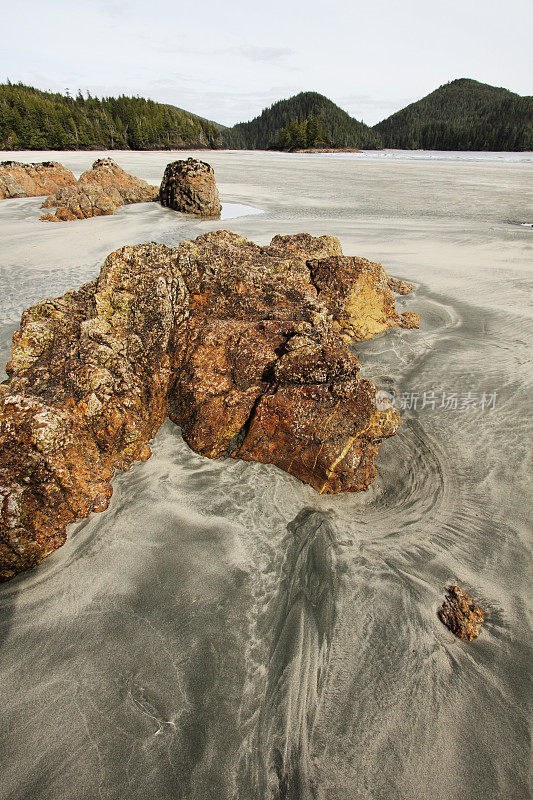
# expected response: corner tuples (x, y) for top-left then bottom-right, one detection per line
(0, 150), (531, 800)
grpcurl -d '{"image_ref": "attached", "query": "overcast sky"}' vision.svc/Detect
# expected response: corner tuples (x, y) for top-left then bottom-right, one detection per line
(1, 0), (531, 126)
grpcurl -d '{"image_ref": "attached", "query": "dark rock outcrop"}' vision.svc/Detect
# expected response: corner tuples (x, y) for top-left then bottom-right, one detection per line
(159, 158), (221, 217)
(40, 158), (159, 221)
(0, 161), (76, 199)
(437, 585), (484, 640)
(0, 231), (418, 580)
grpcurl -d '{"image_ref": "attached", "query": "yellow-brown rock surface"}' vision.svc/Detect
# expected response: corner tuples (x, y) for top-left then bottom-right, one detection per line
(0, 160), (76, 199)
(0, 231), (418, 580)
(40, 158), (159, 221)
(438, 585), (485, 640)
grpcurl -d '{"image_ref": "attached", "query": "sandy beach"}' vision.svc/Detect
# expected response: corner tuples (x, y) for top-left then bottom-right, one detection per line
(0, 149), (531, 800)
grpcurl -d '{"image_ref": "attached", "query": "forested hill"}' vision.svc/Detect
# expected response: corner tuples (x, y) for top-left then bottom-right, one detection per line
(3, 80), (531, 153)
(374, 79), (533, 151)
(0, 83), (222, 150)
(223, 92), (381, 150)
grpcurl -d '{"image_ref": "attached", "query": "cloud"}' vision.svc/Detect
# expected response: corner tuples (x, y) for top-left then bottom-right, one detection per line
(127, 36), (295, 67)
(145, 83), (300, 126)
(229, 46), (295, 63)
(338, 93), (415, 110)
(335, 93), (419, 125)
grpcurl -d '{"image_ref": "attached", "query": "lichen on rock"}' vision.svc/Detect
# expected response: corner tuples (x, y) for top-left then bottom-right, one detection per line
(40, 158), (159, 221)
(0, 230), (418, 580)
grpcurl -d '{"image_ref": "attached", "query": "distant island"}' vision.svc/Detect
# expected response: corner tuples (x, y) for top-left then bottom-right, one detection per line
(1, 79), (531, 152)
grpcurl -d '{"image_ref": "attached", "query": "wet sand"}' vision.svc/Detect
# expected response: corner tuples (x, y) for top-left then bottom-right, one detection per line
(0, 150), (531, 800)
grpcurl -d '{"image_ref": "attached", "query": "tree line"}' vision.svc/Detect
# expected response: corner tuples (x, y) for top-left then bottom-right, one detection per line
(1, 80), (531, 153)
(268, 115), (330, 150)
(0, 82), (221, 150)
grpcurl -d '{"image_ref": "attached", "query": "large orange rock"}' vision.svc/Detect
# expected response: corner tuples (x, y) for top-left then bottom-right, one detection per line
(40, 158), (159, 221)
(0, 231), (418, 580)
(0, 160), (76, 199)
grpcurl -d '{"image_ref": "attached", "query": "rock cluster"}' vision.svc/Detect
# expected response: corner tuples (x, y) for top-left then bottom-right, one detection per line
(40, 158), (159, 221)
(0, 161), (76, 199)
(0, 231), (418, 580)
(437, 585), (484, 640)
(159, 158), (221, 217)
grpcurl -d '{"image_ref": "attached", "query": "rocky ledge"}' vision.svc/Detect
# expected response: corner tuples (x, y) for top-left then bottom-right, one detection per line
(160, 158), (221, 217)
(438, 585), (484, 640)
(0, 231), (418, 580)
(0, 161), (76, 199)
(40, 158), (159, 221)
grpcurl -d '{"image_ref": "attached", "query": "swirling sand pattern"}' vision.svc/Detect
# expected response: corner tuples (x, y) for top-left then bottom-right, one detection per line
(0, 151), (531, 800)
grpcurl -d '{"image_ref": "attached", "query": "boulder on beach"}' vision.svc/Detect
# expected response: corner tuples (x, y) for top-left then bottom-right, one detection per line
(159, 157), (221, 217)
(0, 160), (76, 199)
(0, 230), (418, 580)
(438, 585), (484, 640)
(40, 158), (159, 221)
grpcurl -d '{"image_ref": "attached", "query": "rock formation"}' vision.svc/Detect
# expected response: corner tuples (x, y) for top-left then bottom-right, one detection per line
(0, 161), (76, 199)
(159, 158), (221, 217)
(437, 585), (484, 640)
(40, 158), (159, 221)
(0, 231), (418, 580)
(387, 276), (413, 295)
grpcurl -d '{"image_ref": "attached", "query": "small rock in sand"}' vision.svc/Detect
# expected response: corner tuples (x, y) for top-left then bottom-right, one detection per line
(438, 585), (484, 640)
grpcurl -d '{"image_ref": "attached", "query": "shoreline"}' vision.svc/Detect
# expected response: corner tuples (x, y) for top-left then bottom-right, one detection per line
(2, 147), (533, 156)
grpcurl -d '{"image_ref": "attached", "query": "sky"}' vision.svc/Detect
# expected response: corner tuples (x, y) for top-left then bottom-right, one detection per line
(1, 0), (531, 126)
